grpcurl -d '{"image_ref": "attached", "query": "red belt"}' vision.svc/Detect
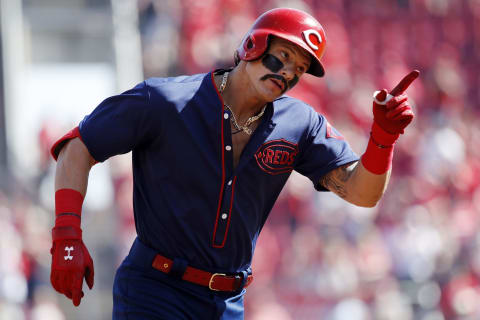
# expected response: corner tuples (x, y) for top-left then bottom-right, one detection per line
(152, 254), (253, 292)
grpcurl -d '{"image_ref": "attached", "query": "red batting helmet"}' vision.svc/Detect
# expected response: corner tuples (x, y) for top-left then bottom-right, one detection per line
(235, 8), (327, 77)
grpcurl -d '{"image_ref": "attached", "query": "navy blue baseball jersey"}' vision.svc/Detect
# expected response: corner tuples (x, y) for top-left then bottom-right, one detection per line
(78, 70), (358, 274)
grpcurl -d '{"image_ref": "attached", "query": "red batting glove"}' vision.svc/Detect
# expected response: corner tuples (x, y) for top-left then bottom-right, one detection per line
(50, 189), (94, 306)
(51, 227), (94, 306)
(372, 70), (419, 136)
(361, 70), (420, 174)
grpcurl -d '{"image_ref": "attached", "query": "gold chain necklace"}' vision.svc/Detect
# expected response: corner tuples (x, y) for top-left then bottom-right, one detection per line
(219, 71), (266, 135)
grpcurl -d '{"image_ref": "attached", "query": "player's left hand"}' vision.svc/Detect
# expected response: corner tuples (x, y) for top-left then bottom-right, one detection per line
(50, 226), (94, 306)
(372, 70), (419, 135)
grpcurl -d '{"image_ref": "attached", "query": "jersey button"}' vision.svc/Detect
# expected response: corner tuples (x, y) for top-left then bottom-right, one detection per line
(224, 113), (229, 119)
(227, 180), (232, 186)
(225, 145), (232, 151)
(221, 213), (228, 219)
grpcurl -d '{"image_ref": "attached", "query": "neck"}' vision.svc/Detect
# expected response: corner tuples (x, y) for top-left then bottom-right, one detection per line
(218, 67), (268, 122)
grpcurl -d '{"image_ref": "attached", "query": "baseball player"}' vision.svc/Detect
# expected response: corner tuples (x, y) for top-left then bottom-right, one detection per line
(49, 8), (418, 319)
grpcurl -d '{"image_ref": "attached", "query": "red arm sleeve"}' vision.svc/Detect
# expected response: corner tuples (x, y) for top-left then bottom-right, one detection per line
(50, 127), (83, 161)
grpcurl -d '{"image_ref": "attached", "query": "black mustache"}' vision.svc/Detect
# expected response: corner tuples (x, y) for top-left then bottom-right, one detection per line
(260, 74), (288, 93)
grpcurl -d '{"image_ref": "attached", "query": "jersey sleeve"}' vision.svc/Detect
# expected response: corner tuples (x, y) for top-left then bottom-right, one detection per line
(78, 81), (163, 162)
(295, 112), (359, 191)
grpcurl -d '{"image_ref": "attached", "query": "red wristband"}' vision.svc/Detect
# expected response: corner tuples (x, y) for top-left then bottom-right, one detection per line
(55, 189), (84, 228)
(360, 123), (399, 175)
(52, 226), (82, 240)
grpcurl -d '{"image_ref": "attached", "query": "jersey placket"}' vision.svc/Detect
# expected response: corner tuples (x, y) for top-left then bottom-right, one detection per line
(212, 108), (236, 248)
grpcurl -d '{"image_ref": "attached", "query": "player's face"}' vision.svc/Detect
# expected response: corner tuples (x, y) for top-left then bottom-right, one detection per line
(245, 37), (311, 101)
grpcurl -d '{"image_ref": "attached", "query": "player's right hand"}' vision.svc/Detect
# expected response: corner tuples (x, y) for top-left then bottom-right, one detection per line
(372, 70), (419, 135)
(50, 226), (94, 306)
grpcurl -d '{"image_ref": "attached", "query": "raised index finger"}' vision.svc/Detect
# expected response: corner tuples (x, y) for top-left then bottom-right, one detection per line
(390, 70), (420, 96)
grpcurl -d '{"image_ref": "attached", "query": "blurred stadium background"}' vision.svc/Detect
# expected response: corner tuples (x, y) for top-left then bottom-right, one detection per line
(0, 0), (480, 319)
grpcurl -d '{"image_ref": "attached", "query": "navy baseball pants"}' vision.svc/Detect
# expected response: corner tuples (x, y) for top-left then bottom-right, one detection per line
(112, 238), (246, 320)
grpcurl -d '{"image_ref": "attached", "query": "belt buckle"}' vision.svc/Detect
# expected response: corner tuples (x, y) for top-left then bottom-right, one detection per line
(208, 273), (226, 291)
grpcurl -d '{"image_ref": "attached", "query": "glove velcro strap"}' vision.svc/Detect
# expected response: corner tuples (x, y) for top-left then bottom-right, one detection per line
(371, 122), (399, 146)
(52, 226), (82, 240)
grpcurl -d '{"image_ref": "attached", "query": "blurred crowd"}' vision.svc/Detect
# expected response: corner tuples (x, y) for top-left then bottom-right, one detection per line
(2, 0), (480, 319)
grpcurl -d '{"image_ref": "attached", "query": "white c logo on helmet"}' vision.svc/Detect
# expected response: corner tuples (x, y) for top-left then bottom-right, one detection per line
(302, 29), (322, 51)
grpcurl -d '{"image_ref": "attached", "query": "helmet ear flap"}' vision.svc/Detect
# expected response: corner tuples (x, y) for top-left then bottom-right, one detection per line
(234, 33), (272, 64)
(249, 35), (272, 62)
(246, 37), (254, 49)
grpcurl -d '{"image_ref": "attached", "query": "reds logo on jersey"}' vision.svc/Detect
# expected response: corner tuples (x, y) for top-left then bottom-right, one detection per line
(255, 139), (299, 175)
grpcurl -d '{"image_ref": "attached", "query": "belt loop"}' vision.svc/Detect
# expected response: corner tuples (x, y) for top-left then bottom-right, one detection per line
(169, 257), (188, 280)
(235, 270), (248, 292)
